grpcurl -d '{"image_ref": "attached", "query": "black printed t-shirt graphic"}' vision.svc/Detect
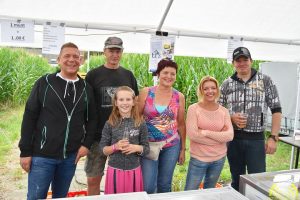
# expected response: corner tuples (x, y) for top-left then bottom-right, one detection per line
(85, 65), (139, 142)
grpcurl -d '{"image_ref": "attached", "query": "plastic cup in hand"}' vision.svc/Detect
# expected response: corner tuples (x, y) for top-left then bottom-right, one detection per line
(121, 129), (130, 151)
(240, 113), (248, 128)
(123, 128), (130, 140)
(241, 113), (248, 119)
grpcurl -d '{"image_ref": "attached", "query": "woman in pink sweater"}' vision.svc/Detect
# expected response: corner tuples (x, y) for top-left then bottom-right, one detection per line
(184, 76), (233, 190)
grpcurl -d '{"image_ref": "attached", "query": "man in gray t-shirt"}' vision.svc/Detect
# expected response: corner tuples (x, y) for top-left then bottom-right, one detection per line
(84, 37), (139, 195)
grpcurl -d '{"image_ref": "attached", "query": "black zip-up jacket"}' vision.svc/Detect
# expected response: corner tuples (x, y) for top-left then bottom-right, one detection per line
(19, 73), (97, 159)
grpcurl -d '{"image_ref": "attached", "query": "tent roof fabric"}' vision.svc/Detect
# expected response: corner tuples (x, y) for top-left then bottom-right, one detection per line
(1, 0), (300, 61)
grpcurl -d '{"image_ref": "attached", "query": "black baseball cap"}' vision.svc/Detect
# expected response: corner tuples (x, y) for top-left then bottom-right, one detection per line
(232, 47), (252, 61)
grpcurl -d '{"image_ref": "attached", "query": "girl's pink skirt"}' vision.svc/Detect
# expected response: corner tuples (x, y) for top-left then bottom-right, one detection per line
(105, 166), (144, 194)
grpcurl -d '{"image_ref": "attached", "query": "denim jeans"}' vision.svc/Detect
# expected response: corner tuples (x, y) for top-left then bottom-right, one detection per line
(184, 156), (225, 190)
(27, 153), (77, 200)
(227, 138), (266, 191)
(141, 142), (180, 194)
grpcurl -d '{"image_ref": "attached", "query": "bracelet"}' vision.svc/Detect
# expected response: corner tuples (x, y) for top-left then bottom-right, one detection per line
(112, 144), (116, 152)
(268, 135), (279, 142)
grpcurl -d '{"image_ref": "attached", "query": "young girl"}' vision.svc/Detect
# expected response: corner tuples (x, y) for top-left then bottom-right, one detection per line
(100, 86), (149, 194)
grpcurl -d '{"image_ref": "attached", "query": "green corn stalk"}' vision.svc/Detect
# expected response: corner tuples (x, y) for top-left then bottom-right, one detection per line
(0, 48), (54, 106)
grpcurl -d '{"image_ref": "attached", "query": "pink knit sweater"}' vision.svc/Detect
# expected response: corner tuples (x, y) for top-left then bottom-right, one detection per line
(186, 103), (233, 162)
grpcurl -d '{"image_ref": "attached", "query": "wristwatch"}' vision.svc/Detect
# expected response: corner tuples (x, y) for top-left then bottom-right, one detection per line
(269, 135), (279, 142)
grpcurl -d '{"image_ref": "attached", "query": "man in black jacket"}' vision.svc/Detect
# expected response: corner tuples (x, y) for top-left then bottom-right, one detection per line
(19, 42), (97, 200)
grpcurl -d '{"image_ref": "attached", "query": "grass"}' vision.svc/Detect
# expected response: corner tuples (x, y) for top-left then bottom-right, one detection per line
(0, 105), (24, 162)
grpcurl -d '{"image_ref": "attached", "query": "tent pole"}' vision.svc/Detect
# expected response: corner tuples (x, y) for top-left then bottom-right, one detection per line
(87, 50), (90, 72)
(290, 64), (300, 169)
(157, 0), (174, 31)
(153, 0), (173, 86)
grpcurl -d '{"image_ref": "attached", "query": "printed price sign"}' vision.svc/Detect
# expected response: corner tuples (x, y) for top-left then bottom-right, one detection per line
(227, 36), (243, 63)
(1, 20), (34, 43)
(42, 22), (65, 55)
(149, 35), (175, 73)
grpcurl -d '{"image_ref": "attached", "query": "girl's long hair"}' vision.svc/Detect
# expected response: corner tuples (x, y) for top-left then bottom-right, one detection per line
(108, 86), (143, 127)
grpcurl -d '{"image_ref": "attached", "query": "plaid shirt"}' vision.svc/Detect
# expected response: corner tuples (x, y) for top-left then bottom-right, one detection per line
(219, 68), (281, 133)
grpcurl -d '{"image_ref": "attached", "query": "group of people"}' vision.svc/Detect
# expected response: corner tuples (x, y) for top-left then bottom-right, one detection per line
(18, 37), (282, 200)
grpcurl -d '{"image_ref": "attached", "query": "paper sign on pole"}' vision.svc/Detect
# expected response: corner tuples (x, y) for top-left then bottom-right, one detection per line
(227, 36), (243, 63)
(42, 22), (65, 55)
(1, 20), (34, 43)
(149, 35), (175, 73)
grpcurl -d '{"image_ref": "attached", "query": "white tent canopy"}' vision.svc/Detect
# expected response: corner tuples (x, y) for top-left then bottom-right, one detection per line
(1, 0), (300, 61)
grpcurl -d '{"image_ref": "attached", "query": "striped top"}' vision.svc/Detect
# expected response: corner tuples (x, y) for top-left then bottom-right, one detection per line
(143, 86), (180, 148)
(186, 103), (234, 162)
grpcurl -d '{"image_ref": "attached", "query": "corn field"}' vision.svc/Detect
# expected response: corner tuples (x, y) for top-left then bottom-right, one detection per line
(0, 47), (54, 107)
(0, 47), (261, 108)
(82, 53), (261, 108)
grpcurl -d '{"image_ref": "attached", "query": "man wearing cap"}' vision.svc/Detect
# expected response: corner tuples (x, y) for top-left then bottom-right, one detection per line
(219, 47), (282, 191)
(84, 37), (139, 195)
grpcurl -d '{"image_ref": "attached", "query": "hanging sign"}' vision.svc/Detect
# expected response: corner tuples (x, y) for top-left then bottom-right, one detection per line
(42, 22), (65, 55)
(227, 36), (244, 63)
(149, 35), (175, 73)
(1, 20), (34, 43)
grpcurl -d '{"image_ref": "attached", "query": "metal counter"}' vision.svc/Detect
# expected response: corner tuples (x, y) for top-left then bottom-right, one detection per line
(240, 169), (300, 199)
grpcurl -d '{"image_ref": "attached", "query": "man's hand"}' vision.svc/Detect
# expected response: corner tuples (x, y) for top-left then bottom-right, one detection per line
(231, 113), (247, 128)
(265, 138), (277, 154)
(75, 146), (89, 164)
(20, 157), (32, 173)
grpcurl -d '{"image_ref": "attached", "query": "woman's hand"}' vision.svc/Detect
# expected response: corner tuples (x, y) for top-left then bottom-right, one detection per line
(178, 149), (185, 165)
(221, 125), (228, 131)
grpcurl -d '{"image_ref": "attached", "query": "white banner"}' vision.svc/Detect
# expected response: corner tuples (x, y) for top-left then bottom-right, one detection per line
(227, 36), (244, 63)
(42, 22), (65, 55)
(149, 35), (175, 73)
(1, 20), (34, 43)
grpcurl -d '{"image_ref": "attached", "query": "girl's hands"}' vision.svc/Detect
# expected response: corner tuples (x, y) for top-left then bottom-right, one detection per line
(114, 139), (143, 155)
(121, 144), (143, 155)
(116, 139), (129, 150)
